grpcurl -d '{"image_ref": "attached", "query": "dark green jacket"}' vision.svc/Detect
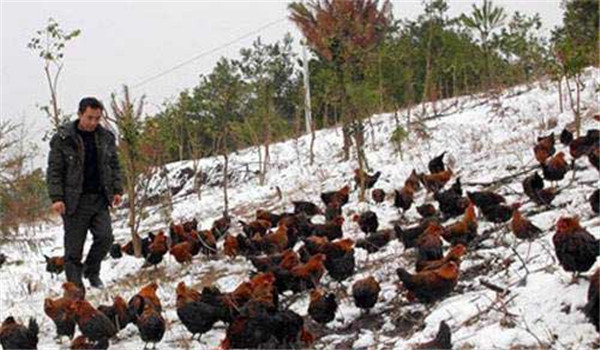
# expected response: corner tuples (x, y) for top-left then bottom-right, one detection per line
(46, 120), (123, 215)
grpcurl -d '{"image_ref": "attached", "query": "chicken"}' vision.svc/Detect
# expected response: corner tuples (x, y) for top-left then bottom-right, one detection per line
(239, 219), (272, 238)
(570, 129), (599, 159)
(396, 261), (459, 303)
(133, 282), (162, 313)
(481, 203), (513, 224)
(356, 229), (393, 253)
(428, 151), (447, 174)
(324, 202), (343, 222)
(62, 281), (86, 301)
(169, 241), (194, 264)
(145, 231), (168, 267)
(419, 170), (453, 193)
(416, 244), (467, 272)
(467, 191), (506, 209)
(182, 218), (199, 233)
(224, 235), (239, 258)
(533, 133), (555, 164)
(584, 268), (599, 332)
(405, 169), (422, 192)
(542, 152), (569, 182)
(522, 171), (556, 206)
(394, 185), (416, 212)
(176, 283), (228, 340)
(321, 185), (350, 207)
(394, 218), (439, 249)
(292, 201), (322, 216)
(560, 128), (573, 146)
(44, 255), (65, 277)
(290, 254), (327, 290)
(259, 225), (289, 254)
(0, 317), (39, 350)
(417, 204), (437, 219)
(322, 239), (356, 282)
(553, 217), (599, 276)
(198, 230), (218, 256)
(211, 213), (231, 238)
(416, 223), (444, 263)
(70, 335), (108, 350)
(122, 233), (154, 258)
(372, 189), (386, 203)
(352, 276), (380, 312)
(354, 169), (382, 189)
(442, 203), (478, 246)
(0, 253), (6, 269)
(311, 216), (345, 241)
(590, 189), (599, 214)
(109, 243), (122, 259)
(97, 296), (131, 331)
(308, 290), (338, 325)
(67, 300), (117, 342)
(510, 204), (542, 240)
(415, 321), (452, 349)
(353, 210), (379, 234)
(434, 178), (469, 218)
(44, 296), (76, 340)
(136, 303), (165, 349)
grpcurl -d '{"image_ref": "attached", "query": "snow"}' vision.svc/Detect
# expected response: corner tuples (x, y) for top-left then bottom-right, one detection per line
(1, 68), (599, 349)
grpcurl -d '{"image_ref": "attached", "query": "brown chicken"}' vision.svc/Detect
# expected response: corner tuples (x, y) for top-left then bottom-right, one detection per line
(510, 204), (542, 240)
(136, 303), (165, 349)
(533, 133), (555, 163)
(542, 152), (569, 182)
(224, 234), (239, 258)
(0, 317), (39, 350)
(311, 216), (345, 241)
(396, 261), (459, 303)
(416, 244), (467, 272)
(553, 217), (599, 277)
(322, 239), (356, 282)
(211, 213), (231, 238)
(176, 282), (230, 340)
(394, 185), (416, 212)
(394, 218), (439, 249)
(97, 296), (132, 331)
(428, 151), (447, 174)
(442, 203), (478, 246)
(467, 191), (505, 209)
(134, 282), (162, 313)
(352, 276), (381, 313)
(569, 129), (599, 159)
(417, 204), (437, 219)
(198, 230), (218, 256)
(353, 210), (379, 234)
(122, 233), (154, 258)
(239, 219), (272, 238)
(585, 268), (599, 332)
(44, 296), (76, 340)
(70, 335), (108, 350)
(145, 230), (168, 267)
(405, 169), (422, 191)
(292, 201), (322, 216)
(67, 300), (117, 342)
(354, 169), (382, 189)
(356, 229), (393, 253)
(308, 289), (338, 325)
(259, 225), (290, 254)
(416, 223), (444, 263)
(290, 253), (327, 290)
(419, 170), (453, 193)
(169, 241), (194, 264)
(372, 189), (386, 203)
(522, 171), (556, 206)
(321, 185), (350, 207)
(415, 321), (452, 349)
(44, 255), (65, 277)
(62, 281), (86, 301)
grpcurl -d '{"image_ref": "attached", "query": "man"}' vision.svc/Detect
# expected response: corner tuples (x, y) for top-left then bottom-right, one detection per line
(46, 97), (123, 289)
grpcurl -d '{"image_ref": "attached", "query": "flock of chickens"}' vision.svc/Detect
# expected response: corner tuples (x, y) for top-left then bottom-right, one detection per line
(0, 123), (599, 349)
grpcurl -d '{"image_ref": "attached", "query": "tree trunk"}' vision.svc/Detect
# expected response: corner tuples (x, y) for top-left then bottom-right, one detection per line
(223, 153), (229, 217)
(557, 77), (563, 114)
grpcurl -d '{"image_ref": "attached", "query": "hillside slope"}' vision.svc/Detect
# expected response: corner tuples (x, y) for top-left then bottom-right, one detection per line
(0, 68), (598, 350)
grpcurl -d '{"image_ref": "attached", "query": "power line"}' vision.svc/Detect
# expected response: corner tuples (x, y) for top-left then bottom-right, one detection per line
(130, 16), (288, 90)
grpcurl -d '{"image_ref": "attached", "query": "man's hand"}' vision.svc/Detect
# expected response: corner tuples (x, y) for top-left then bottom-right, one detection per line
(113, 194), (122, 207)
(52, 201), (66, 215)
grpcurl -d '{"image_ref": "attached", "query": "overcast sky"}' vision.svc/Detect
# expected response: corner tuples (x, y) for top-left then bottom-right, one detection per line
(1, 0), (564, 167)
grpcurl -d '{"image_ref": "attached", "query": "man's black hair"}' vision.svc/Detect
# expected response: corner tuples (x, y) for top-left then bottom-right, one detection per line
(78, 97), (104, 114)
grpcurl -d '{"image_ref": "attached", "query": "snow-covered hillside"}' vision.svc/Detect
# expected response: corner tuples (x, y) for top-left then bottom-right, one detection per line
(1, 68), (598, 350)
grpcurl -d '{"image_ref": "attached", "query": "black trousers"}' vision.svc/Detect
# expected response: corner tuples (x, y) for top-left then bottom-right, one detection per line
(62, 193), (113, 285)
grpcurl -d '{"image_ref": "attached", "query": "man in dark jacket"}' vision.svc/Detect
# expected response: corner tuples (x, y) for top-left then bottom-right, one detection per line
(46, 97), (123, 289)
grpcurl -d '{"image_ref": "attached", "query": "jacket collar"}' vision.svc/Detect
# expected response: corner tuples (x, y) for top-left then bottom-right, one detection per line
(61, 119), (108, 140)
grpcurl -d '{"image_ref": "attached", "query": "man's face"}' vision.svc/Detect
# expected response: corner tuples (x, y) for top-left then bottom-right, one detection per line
(78, 107), (102, 132)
